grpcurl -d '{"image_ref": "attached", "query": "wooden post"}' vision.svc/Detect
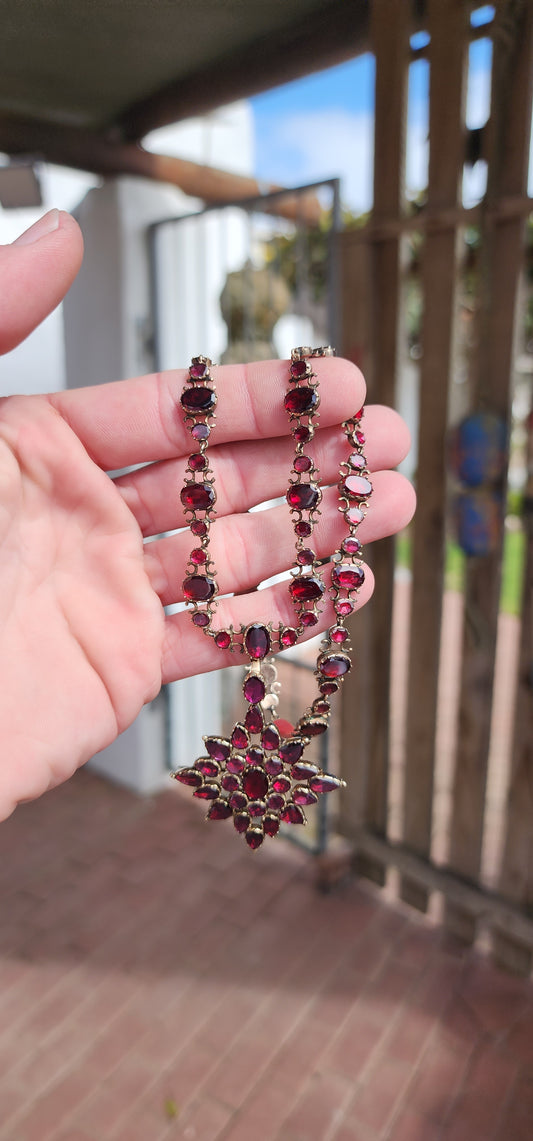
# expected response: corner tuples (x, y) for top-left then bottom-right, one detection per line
(342, 0), (409, 884)
(445, 0), (533, 943)
(400, 0), (468, 911)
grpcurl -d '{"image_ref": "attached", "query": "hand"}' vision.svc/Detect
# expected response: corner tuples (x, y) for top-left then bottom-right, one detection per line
(0, 211), (415, 820)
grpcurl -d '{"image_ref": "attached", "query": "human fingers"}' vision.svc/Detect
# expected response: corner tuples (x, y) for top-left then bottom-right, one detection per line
(48, 356), (365, 471)
(145, 470), (414, 606)
(161, 563), (376, 684)
(0, 211), (83, 355)
(117, 405), (409, 538)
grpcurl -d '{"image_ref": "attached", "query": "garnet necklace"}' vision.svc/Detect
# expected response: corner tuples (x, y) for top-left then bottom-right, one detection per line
(172, 347), (372, 850)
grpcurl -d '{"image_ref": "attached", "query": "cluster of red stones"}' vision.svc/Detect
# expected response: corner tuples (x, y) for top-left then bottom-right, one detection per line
(173, 347), (372, 847)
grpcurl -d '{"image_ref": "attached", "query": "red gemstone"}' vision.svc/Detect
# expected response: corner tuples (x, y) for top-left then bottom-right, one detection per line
(214, 630), (232, 649)
(280, 740), (304, 765)
(313, 700), (331, 715)
(245, 706), (263, 733)
(243, 768), (268, 801)
(267, 793), (285, 812)
(332, 565), (365, 591)
(190, 360), (208, 379)
(229, 791), (247, 812)
(192, 611), (210, 627)
(189, 453), (207, 471)
(294, 455), (312, 473)
(231, 724), (248, 749)
(320, 681), (339, 696)
(355, 430), (365, 445)
(191, 519), (208, 537)
(183, 575), (216, 602)
(299, 716), (328, 737)
(243, 676), (266, 704)
(234, 812), (250, 833)
(290, 360), (309, 378)
(172, 768), (202, 788)
(342, 537), (362, 555)
(193, 784), (219, 800)
(181, 386), (217, 413)
(295, 520), (312, 537)
(281, 628), (298, 647)
(284, 387), (319, 416)
(195, 758), (219, 778)
(331, 626), (348, 643)
(192, 423), (210, 441)
(336, 600), (353, 617)
(294, 426), (312, 443)
(344, 475), (372, 501)
(245, 829), (264, 850)
(301, 612), (318, 627)
(349, 452), (366, 470)
(181, 483), (215, 510)
(280, 803), (306, 825)
(289, 576), (325, 603)
(222, 774), (240, 792)
(346, 506), (364, 525)
(292, 787), (319, 806)
(319, 653), (351, 678)
(297, 548), (315, 565)
(208, 799), (232, 820)
(245, 624), (271, 660)
(248, 800), (266, 817)
(191, 548), (207, 565)
(264, 756), (283, 777)
(227, 755), (245, 775)
(355, 407), (364, 420)
(272, 775), (291, 794)
(246, 746), (264, 766)
(205, 737), (230, 762)
(262, 726), (280, 751)
(310, 774), (343, 794)
(287, 483), (320, 511)
(263, 815), (280, 837)
(291, 761), (318, 780)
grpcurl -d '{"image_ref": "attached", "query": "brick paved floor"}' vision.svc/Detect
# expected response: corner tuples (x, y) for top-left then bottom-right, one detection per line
(1, 771), (532, 1141)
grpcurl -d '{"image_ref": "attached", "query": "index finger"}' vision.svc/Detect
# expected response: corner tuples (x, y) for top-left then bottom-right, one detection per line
(48, 357), (365, 471)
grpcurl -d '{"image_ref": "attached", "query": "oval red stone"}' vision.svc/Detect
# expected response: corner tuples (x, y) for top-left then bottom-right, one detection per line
(345, 506), (364, 525)
(192, 611), (209, 627)
(181, 386), (217, 413)
(243, 768), (268, 801)
(190, 548), (207, 565)
(214, 630), (231, 649)
(248, 800), (266, 817)
(299, 716), (328, 737)
(191, 519), (208, 537)
(190, 360), (208, 379)
(222, 774), (240, 792)
(332, 565), (365, 591)
(336, 600), (353, 617)
(294, 425), (312, 443)
(344, 475), (372, 501)
(349, 452), (366, 470)
(301, 612), (318, 627)
(289, 575), (325, 602)
(245, 624), (270, 660)
(192, 423), (210, 441)
(229, 791), (248, 811)
(272, 775), (291, 794)
(319, 681), (339, 696)
(297, 548), (315, 565)
(183, 575), (216, 602)
(342, 537), (362, 555)
(281, 627), (298, 647)
(294, 455), (312, 473)
(284, 387), (319, 416)
(331, 626), (348, 643)
(295, 520), (312, 537)
(180, 483), (215, 510)
(195, 758), (219, 778)
(318, 653), (351, 678)
(290, 360), (309, 378)
(226, 755), (245, 775)
(267, 793), (285, 812)
(243, 675), (266, 704)
(287, 483), (320, 511)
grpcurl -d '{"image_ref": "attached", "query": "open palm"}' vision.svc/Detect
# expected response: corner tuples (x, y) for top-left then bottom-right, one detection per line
(0, 211), (415, 820)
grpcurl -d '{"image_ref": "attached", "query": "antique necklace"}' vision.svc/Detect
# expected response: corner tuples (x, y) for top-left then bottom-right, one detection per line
(171, 346), (372, 850)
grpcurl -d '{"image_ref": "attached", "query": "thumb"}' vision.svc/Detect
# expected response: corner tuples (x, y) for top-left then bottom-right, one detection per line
(0, 209), (84, 355)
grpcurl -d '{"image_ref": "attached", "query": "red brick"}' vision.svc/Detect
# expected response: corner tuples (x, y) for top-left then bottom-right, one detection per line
(409, 1039), (472, 1122)
(346, 1057), (412, 1133)
(457, 960), (530, 1034)
(278, 1070), (353, 1140)
(388, 1108), (441, 1141)
(324, 1011), (388, 1080)
(174, 1094), (233, 1139)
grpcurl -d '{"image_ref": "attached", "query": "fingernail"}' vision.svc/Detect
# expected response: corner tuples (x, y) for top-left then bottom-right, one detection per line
(12, 209), (60, 247)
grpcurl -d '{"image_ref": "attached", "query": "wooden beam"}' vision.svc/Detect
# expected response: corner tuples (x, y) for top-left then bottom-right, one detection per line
(0, 113), (322, 225)
(401, 0), (468, 913)
(119, 0), (370, 141)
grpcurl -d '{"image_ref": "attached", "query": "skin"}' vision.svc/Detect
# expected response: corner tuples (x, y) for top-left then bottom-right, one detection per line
(0, 210), (416, 821)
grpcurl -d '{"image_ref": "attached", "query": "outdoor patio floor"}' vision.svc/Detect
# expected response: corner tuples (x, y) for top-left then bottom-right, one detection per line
(1, 770), (533, 1141)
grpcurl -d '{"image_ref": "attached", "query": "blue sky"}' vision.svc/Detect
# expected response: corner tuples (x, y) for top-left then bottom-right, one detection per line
(250, 10), (500, 213)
